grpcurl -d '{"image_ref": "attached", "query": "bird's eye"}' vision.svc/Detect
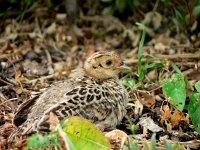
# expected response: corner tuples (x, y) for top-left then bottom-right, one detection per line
(105, 60), (112, 66)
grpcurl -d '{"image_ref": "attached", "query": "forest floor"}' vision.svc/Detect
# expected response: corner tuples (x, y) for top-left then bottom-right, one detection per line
(0, 1), (200, 149)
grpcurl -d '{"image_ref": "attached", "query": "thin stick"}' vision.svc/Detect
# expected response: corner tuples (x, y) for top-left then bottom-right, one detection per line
(0, 98), (18, 106)
(125, 54), (200, 64)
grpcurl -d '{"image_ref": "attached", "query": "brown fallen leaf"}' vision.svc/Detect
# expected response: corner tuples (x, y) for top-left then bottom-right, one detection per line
(15, 70), (26, 83)
(138, 90), (155, 108)
(171, 109), (189, 128)
(160, 104), (171, 126)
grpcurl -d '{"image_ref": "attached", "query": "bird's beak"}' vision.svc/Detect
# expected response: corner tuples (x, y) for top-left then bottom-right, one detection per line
(118, 62), (131, 72)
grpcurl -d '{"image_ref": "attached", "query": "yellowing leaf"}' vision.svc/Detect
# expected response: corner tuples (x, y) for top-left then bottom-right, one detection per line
(62, 116), (110, 150)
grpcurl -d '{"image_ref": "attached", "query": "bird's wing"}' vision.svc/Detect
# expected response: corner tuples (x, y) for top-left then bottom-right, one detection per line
(13, 95), (39, 127)
(9, 80), (83, 140)
(45, 85), (113, 125)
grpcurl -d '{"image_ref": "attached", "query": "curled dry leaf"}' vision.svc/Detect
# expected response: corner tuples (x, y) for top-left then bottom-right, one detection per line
(160, 104), (190, 130)
(160, 104), (171, 126)
(171, 109), (189, 127)
(15, 70), (26, 83)
(134, 99), (143, 116)
(105, 129), (128, 149)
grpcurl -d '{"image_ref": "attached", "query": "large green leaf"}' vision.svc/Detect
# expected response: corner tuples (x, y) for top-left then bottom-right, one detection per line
(195, 80), (200, 93)
(62, 116), (110, 150)
(189, 93), (200, 133)
(162, 73), (186, 111)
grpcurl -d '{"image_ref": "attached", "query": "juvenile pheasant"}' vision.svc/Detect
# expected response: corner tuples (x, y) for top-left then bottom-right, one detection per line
(9, 51), (129, 140)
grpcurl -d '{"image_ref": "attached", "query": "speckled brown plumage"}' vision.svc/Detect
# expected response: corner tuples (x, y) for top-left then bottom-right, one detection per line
(9, 51), (129, 140)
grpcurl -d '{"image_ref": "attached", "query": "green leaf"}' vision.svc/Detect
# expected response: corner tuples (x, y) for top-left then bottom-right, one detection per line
(193, 5), (200, 17)
(151, 133), (156, 150)
(162, 73), (186, 111)
(129, 139), (139, 150)
(115, 0), (126, 13)
(24, 134), (50, 149)
(195, 81), (200, 93)
(172, 143), (184, 150)
(188, 93), (200, 133)
(144, 62), (163, 70)
(102, 6), (114, 15)
(62, 116), (110, 150)
(24, 0), (34, 6)
(172, 63), (182, 75)
(164, 140), (172, 150)
(123, 78), (139, 89)
(127, 118), (135, 135)
(123, 145), (129, 150)
(136, 23), (146, 82)
(174, 8), (185, 24)
(24, 132), (61, 150)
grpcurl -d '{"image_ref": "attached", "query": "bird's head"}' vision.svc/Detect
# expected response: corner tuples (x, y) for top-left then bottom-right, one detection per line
(84, 51), (130, 80)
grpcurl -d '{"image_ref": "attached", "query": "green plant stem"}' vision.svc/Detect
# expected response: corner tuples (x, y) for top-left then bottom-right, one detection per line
(136, 23), (146, 83)
(153, 0), (160, 12)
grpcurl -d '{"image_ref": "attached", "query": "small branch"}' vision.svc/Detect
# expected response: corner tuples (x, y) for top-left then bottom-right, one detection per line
(0, 98), (18, 106)
(24, 71), (67, 84)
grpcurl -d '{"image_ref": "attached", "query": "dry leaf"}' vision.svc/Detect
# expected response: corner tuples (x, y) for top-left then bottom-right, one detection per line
(45, 23), (56, 34)
(154, 42), (169, 51)
(171, 109), (189, 127)
(138, 90), (155, 108)
(105, 129), (128, 149)
(15, 87), (23, 94)
(139, 117), (164, 132)
(134, 99), (143, 115)
(160, 104), (171, 126)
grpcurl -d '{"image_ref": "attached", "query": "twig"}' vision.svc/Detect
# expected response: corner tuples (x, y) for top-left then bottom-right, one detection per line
(0, 50), (21, 59)
(24, 71), (67, 84)
(182, 68), (197, 76)
(24, 74), (54, 84)
(124, 53), (200, 64)
(44, 48), (54, 74)
(156, 53), (200, 59)
(0, 78), (14, 86)
(8, 59), (24, 90)
(0, 98), (18, 106)
(0, 93), (7, 102)
(4, 78), (18, 85)
(0, 85), (10, 90)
